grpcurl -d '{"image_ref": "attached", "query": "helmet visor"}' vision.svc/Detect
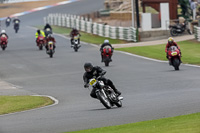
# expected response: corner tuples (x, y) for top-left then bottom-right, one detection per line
(85, 67), (92, 72)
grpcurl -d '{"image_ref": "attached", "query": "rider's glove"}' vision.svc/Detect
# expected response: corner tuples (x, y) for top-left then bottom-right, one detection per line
(84, 84), (89, 88)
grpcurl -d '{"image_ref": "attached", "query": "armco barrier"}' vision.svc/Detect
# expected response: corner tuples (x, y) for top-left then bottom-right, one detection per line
(44, 14), (137, 42)
(194, 26), (200, 41)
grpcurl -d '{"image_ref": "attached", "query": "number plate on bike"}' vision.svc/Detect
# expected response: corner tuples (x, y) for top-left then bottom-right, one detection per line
(171, 52), (177, 56)
(89, 79), (97, 86)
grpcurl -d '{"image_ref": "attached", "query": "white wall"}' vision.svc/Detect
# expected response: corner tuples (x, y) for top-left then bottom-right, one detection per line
(160, 3), (170, 30)
(141, 13), (152, 31)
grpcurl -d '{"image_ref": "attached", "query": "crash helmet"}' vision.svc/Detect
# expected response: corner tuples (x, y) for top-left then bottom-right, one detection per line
(84, 62), (93, 72)
(104, 39), (109, 43)
(168, 37), (174, 44)
(1, 30), (6, 33)
(37, 29), (41, 34)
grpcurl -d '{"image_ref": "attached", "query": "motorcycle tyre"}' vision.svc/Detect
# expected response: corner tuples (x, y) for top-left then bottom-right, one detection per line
(115, 100), (122, 108)
(173, 59), (180, 71)
(170, 28), (178, 36)
(74, 47), (78, 52)
(49, 50), (53, 58)
(39, 45), (43, 50)
(96, 90), (111, 109)
(105, 61), (109, 66)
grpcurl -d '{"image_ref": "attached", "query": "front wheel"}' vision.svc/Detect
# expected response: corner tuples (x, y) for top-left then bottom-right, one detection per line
(173, 58), (180, 70)
(49, 50), (53, 58)
(96, 90), (111, 109)
(104, 57), (110, 66)
(115, 100), (122, 107)
(39, 45), (43, 50)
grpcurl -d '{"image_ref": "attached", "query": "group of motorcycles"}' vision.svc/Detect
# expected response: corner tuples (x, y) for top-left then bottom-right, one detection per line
(5, 17), (20, 33)
(36, 28), (55, 58)
(0, 17), (21, 51)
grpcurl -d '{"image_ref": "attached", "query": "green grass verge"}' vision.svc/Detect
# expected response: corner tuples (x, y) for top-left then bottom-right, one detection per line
(116, 40), (200, 65)
(0, 96), (54, 115)
(65, 112), (200, 133)
(35, 25), (128, 45)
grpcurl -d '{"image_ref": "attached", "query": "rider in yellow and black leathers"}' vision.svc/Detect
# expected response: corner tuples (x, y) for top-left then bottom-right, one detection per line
(35, 29), (46, 43)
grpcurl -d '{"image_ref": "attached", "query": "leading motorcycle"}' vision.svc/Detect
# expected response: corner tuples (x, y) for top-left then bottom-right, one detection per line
(44, 28), (52, 37)
(167, 46), (181, 70)
(88, 75), (123, 109)
(0, 34), (8, 51)
(14, 21), (20, 33)
(102, 46), (113, 66)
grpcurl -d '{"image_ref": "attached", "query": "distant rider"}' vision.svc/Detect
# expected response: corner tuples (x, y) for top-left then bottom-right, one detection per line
(100, 39), (114, 62)
(165, 37), (181, 64)
(70, 28), (81, 47)
(5, 16), (11, 26)
(83, 62), (121, 99)
(13, 17), (20, 24)
(44, 23), (52, 31)
(45, 34), (56, 50)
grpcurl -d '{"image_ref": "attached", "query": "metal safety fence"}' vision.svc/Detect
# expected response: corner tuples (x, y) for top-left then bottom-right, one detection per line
(44, 13), (137, 42)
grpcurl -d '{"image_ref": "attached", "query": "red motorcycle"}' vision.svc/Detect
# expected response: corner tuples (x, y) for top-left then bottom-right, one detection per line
(0, 35), (8, 51)
(167, 46), (181, 70)
(36, 35), (45, 50)
(102, 46), (113, 66)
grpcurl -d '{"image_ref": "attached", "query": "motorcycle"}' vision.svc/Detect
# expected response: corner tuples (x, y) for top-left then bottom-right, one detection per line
(167, 46), (181, 70)
(44, 28), (52, 37)
(71, 35), (81, 52)
(46, 41), (55, 58)
(36, 35), (45, 50)
(0, 34), (8, 51)
(14, 21), (20, 33)
(102, 46), (113, 66)
(88, 75), (123, 109)
(169, 21), (192, 36)
(5, 18), (11, 27)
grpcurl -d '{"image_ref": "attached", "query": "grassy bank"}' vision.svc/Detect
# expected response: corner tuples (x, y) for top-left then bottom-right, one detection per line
(116, 40), (200, 65)
(65, 112), (200, 133)
(0, 96), (54, 115)
(36, 25), (128, 45)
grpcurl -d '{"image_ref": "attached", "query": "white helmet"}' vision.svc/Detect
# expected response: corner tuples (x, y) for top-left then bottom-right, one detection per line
(1, 30), (6, 33)
(104, 39), (109, 43)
